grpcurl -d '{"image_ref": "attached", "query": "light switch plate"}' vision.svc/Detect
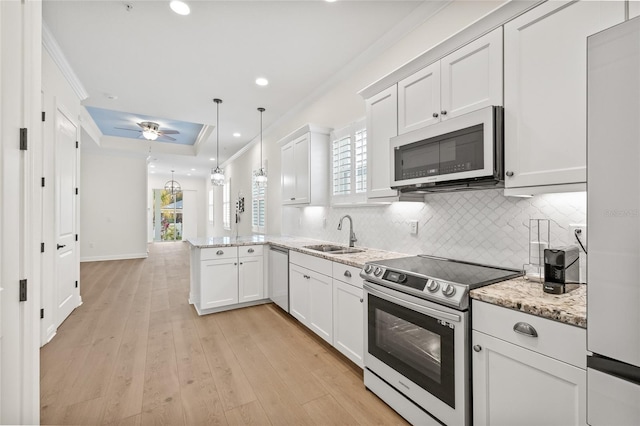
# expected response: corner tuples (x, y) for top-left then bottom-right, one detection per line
(410, 220), (418, 235)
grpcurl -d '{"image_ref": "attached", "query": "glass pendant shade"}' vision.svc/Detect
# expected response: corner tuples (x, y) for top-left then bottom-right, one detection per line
(211, 98), (225, 186)
(211, 166), (225, 186)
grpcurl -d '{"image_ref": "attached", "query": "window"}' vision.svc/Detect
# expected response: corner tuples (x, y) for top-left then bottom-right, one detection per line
(252, 167), (266, 234)
(331, 118), (367, 203)
(208, 188), (214, 223)
(223, 178), (231, 230)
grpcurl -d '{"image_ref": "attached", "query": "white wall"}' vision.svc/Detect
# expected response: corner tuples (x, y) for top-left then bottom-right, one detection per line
(80, 150), (148, 261)
(220, 1), (507, 238)
(148, 173), (208, 241)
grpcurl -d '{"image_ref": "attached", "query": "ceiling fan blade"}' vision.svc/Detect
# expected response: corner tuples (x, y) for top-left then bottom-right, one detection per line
(160, 135), (177, 141)
(136, 122), (146, 129)
(159, 129), (179, 135)
(114, 127), (142, 132)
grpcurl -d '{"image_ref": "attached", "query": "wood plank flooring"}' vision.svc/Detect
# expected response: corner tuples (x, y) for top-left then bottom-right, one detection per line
(41, 242), (408, 425)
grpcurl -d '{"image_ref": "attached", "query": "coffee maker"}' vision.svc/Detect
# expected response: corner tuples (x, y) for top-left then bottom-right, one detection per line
(543, 246), (580, 294)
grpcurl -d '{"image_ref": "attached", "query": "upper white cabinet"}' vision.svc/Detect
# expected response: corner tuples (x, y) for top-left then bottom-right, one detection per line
(365, 85), (398, 199)
(504, 0), (624, 189)
(631, 0), (640, 19)
(280, 124), (331, 206)
(398, 27), (503, 135)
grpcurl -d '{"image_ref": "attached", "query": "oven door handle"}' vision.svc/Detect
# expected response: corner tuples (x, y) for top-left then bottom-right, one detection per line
(364, 284), (461, 323)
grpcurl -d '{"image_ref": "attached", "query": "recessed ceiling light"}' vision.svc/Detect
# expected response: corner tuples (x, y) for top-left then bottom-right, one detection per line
(255, 77), (269, 86)
(170, 1), (190, 16)
(187, 174), (191, 176)
(325, 0), (337, 2)
(191, 168), (195, 171)
(150, 171), (155, 174)
(233, 132), (241, 137)
(209, 157), (215, 161)
(104, 93), (118, 100)
(150, 164), (155, 168)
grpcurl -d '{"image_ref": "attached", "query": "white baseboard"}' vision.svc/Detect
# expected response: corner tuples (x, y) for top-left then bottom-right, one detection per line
(80, 252), (148, 262)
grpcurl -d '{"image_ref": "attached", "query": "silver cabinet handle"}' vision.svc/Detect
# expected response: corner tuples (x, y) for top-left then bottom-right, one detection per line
(344, 270), (352, 278)
(239, 262), (243, 265)
(441, 110), (447, 115)
(473, 345), (482, 352)
(234, 263), (237, 266)
(290, 197), (295, 201)
(432, 112), (439, 118)
(506, 171), (514, 177)
(216, 250), (224, 255)
(247, 248), (254, 253)
(360, 298), (363, 303)
(513, 322), (538, 337)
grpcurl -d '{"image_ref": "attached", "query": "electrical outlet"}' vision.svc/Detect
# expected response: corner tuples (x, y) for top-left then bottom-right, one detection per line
(410, 220), (418, 235)
(569, 223), (587, 283)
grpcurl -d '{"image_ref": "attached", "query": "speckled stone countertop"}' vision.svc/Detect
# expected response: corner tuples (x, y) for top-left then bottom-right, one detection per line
(186, 235), (409, 268)
(470, 277), (587, 328)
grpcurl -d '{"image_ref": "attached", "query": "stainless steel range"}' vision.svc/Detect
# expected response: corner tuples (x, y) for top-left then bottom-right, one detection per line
(360, 255), (521, 426)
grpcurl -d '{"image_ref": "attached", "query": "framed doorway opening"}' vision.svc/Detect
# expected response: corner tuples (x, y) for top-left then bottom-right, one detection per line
(153, 188), (183, 241)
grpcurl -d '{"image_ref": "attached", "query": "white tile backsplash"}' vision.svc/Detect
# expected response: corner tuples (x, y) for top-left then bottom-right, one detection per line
(282, 189), (586, 270)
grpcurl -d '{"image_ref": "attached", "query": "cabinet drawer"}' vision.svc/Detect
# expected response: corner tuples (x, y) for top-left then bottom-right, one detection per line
(472, 300), (586, 369)
(239, 245), (263, 257)
(201, 246), (238, 261)
(290, 251), (332, 276)
(332, 262), (364, 289)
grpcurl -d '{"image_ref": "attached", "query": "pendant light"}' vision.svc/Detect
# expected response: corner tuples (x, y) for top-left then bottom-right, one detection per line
(164, 170), (182, 195)
(254, 107), (267, 188)
(211, 98), (225, 186)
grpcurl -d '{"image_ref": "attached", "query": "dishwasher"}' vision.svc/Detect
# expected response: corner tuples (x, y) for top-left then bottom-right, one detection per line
(269, 246), (289, 312)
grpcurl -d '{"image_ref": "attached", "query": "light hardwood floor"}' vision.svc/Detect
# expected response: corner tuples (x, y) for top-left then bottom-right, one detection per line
(41, 242), (408, 425)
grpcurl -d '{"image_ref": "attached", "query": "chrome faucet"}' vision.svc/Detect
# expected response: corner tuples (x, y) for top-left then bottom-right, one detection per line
(338, 215), (357, 247)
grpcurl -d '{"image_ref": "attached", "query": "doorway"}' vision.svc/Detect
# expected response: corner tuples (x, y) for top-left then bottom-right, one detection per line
(153, 189), (183, 241)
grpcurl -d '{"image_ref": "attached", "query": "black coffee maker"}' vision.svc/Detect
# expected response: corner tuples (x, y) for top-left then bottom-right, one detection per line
(543, 246), (580, 294)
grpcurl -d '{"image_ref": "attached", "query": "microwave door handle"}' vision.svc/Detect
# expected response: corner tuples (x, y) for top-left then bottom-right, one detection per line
(364, 284), (461, 323)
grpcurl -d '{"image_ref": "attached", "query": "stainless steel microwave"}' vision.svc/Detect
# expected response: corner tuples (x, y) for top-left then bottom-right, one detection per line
(390, 106), (504, 192)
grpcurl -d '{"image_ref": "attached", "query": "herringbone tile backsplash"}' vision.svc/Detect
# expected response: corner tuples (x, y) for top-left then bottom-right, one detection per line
(282, 189), (586, 270)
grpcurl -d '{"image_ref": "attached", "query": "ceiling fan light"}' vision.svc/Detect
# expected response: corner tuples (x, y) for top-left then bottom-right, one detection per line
(211, 167), (225, 186)
(170, 1), (190, 16)
(142, 129), (159, 140)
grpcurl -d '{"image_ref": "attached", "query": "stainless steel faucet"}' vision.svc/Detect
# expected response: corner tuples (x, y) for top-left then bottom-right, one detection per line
(338, 215), (357, 247)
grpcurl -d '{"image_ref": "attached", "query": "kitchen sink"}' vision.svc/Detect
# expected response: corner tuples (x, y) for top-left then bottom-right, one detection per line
(304, 244), (364, 255)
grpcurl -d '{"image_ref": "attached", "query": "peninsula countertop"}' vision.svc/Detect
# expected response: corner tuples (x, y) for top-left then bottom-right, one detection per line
(187, 235), (409, 269)
(470, 277), (586, 328)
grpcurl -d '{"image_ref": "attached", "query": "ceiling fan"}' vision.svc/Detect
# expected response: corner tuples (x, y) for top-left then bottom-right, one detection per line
(115, 121), (180, 141)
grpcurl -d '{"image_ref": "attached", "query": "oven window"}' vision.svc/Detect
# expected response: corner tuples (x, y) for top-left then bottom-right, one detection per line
(368, 293), (456, 408)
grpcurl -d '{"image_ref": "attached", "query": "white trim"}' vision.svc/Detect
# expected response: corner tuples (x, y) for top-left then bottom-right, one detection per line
(78, 106), (102, 146)
(42, 21), (88, 101)
(80, 252), (149, 263)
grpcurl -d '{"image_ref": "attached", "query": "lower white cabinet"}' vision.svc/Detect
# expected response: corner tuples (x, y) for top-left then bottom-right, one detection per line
(472, 301), (586, 425)
(201, 256), (239, 309)
(289, 252), (333, 344)
(332, 278), (364, 368)
(238, 248), (264, 303)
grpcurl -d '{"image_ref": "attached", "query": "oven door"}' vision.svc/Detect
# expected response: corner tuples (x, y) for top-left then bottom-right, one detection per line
(364, 282), (469, 426)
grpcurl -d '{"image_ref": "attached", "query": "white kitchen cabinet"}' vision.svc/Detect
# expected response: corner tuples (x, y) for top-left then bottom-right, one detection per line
(289, 251), (333, 344)
(280, 125), (330, 206)
(472, 301), (586, 425)
(238, 246), (264, 303)
(631, 0), (640, 19)
(332, 262), (364, 368)
(504, 0), (624, 190)
(199, 247), (240, 310)
(397, 28), (503, 135)
(365, 85), (398, 199)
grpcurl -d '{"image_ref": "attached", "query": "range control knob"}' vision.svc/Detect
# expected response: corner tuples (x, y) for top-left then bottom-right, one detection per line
(363, 264), (373, 274)
(426, 280), (440, 293)
(442, 284), (456, 297)
(374, 267), (383, 277)
(397, 273), (407, 283)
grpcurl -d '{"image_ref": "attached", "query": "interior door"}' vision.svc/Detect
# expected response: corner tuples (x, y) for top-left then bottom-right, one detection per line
(55, 104), (79, 327)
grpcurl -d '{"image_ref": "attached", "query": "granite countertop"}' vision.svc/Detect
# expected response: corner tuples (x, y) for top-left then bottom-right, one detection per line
(187, 235), (409, 268)
(470, 277), (586, 328)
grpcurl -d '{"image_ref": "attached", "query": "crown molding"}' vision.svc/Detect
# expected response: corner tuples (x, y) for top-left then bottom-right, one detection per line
(42, 21), (89, 101)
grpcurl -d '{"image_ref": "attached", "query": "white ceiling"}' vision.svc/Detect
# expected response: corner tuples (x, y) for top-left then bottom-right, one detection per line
(43, 0), (430, 178)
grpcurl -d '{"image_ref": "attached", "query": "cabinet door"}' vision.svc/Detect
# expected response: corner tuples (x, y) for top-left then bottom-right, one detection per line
(472, 330), (586, 426)
(200, 258), (238, 309)
(398, 62), (441, 134)
(292, 134), (310, 204)
(308, 270), (333, 344)
(289, 264), (310, 324)
(238, 255), (264, 303)
(332, 279), (364, 367)
(365, 86), (398, 199)
(440, 27), (503, 120)
(631, 1), (640, 19)
(281, 141), (296, 203)
(504, 0), (624, 188)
